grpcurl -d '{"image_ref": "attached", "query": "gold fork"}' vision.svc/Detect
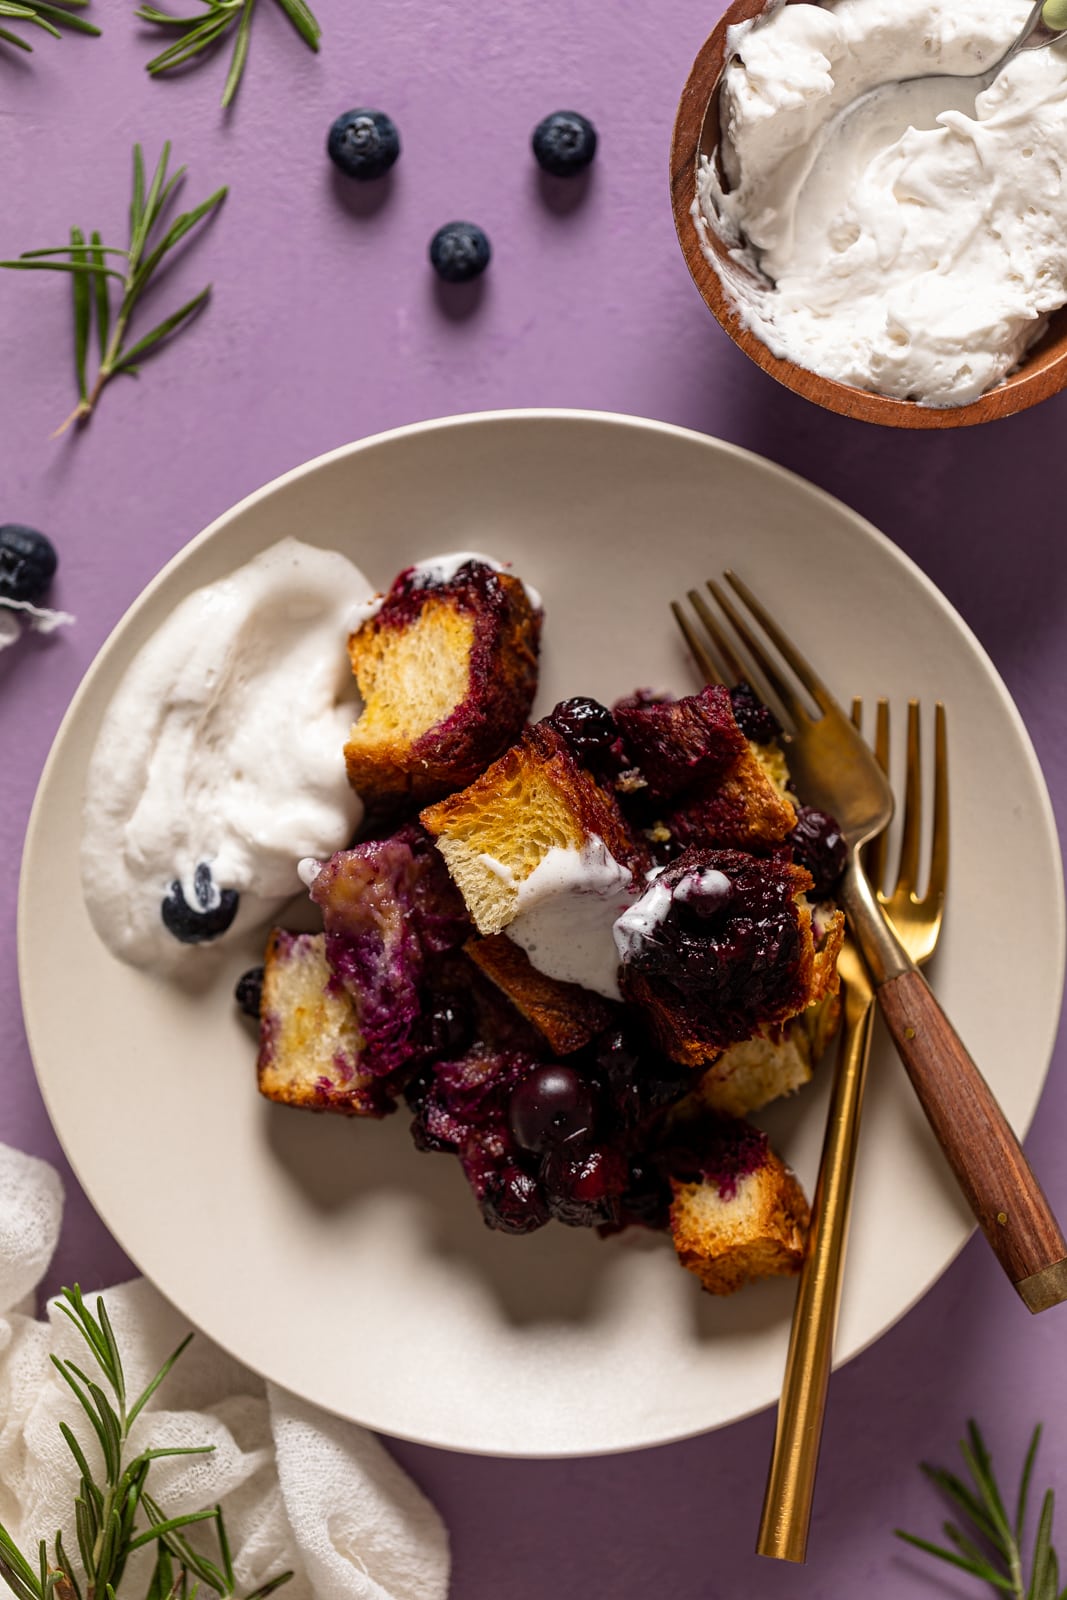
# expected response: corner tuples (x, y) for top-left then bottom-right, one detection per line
(756, 698), (942, 1563)
(672, 574), (1067, 1315)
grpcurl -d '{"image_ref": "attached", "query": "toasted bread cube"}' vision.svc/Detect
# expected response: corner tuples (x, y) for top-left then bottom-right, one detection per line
(662, 742), (796, 852)
(420, 723), (642, 936)
(613, 684), (747, 800)
(344, 558), (541, 805)
(257, 930), (394, 1116)
(668, 1121), (809, 1294)
(466, 933), (616, 1055)
(688, 989), (843, 1117)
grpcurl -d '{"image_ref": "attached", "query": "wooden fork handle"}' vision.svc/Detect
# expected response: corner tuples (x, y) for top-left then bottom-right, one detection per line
(877, 968), (1067, 1312)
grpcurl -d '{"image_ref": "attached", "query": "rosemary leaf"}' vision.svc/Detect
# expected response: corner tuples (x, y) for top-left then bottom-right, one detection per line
(127, 1332), (195, 1428)
(1, 140), (226, 432)
(272, 0), (318, 49)
(1020, 1430), (1044, 1545)
(89, 233), (110, 358)
(70, 227), (90, 404)
(220, 0), (255, 107)
(0, 0), (98, 49)
(137, 0), (320, 106)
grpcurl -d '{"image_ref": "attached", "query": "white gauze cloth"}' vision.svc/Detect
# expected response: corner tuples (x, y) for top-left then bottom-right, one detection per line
(0, 1142), (450, 1599)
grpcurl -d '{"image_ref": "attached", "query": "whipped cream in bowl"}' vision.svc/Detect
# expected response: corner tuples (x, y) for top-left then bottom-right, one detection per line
(673, 0), (1067, 421)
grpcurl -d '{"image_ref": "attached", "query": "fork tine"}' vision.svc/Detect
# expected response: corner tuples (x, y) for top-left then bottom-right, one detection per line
(894, 700), (923, 897)
(686, 589), (748, 684)
(707, 579), (811, 728)
(865, 699), (890, 892)
(923, 701), (949, 910)
(723, 571), (834, 713)
(671, 599), (725, 685)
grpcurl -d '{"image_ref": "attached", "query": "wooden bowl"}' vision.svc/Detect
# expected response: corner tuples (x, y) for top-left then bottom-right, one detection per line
(670, 0), (1067, 428)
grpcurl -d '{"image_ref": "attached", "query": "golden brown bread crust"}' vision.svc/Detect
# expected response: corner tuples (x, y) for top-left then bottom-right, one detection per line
(344, 565), (541, 805)
(256, 929), (393, 1117)
(465, 933), (616, 1055)
(682, 990), (843, 1117)
(669, 1152), (809, 1295)
(420, 723), (645, 935)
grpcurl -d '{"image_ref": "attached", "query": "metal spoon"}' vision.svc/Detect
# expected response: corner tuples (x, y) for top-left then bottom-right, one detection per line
(824, 0), (1067, 137)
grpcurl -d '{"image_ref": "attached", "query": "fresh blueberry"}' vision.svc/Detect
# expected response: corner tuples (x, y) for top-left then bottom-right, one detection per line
(509, 1065), (597, 1153)
(429, 222), (491, 283)
(532, 111), (598, 177)
(0, 525), (57, 605)
(235, 965), (264, 1019)
(327, 108), (400, 181)
(161, 863), (240, 944)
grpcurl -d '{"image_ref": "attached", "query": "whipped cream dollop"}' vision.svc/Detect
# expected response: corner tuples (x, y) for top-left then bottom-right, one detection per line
(81, 539), (375, 971)
(697, 0), (1067, 406)
(485, 838), (635, 1001)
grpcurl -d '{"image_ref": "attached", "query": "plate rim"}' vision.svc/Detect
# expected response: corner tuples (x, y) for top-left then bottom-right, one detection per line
(18, 407), (1067, 1456)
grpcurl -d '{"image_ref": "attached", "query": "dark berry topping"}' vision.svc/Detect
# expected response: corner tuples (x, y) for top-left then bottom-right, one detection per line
(592, 1026), (691, 1133)
(620, 847), (811, 1047)
(729, 681), (782, 744)
(616, 1158), (673, 1231)
(0, 524), (57, 605)
(234, 965), (264, 1019)
(161, 864), (240, 945)
(543, 697), (628, 777)
(788, 805), (848, 898)
(481, 1165), (550, 1234)
(422, 999), (475, 1060)
(532, 111), (598, 177)
(541, 1144), (628, 1228)
(662, 1116), (770, 1200)
(508, 1064), (597, 1153)
(327, 108), (400, 181)
(429, 222), (491, 283)
(614, 684), (746, 800)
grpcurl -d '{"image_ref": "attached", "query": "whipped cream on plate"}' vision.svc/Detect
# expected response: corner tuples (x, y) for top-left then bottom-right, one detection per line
(81, 538), (375, 972)
(696, 0), (1067, 406)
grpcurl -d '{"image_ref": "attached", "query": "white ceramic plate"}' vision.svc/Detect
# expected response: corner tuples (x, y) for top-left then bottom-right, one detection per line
(20, 411), (1064, 1457)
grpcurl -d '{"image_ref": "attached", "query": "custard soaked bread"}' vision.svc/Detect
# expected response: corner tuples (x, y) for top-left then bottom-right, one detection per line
(420, 721), (644, 936)
(665, 1114), (810, 1295)
(344, 557), (542, 805)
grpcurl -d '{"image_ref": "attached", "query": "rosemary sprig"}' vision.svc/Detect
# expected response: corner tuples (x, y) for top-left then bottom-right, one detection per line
(897, 1420), (1066, 1599)
(136, 0), (321, 108)
(0, 0), (98, 53)
(0, 142), (226, 436)
(0, 1286), (292, 1600)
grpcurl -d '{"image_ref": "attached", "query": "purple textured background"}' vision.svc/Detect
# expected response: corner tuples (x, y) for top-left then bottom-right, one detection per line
(2, 2), (1067, 1595)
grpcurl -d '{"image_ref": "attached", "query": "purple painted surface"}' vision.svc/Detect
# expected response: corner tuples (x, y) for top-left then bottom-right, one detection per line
(2, 2), (1066, 1594)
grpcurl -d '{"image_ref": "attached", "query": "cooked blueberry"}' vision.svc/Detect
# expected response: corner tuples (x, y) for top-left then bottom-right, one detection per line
(234, 965), (264, 1019)
(593, 1026), (691, 1131)
(618, 1159), (673, 1231)
(729, 681), (781, 744)
(532, 111), (598, 177)
(541, 1144), (627, 1228)
(481, 1165), (550, 1234)
(161, 866), (239, 944)
(429, 222), (491, 283)
(509, 1065), (597, 1153)
(327, 108), (400, 180)
(788, 805), (848, 897)
(545, 697), (628, 776)
(0, 524), (57, 605)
